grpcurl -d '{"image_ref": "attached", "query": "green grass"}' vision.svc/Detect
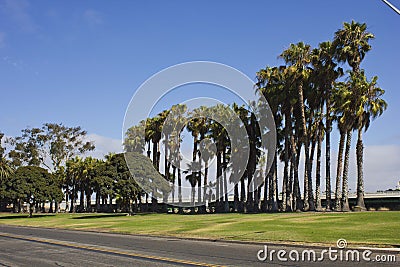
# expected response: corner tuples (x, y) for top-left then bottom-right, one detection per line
(1, 212), (399, 248)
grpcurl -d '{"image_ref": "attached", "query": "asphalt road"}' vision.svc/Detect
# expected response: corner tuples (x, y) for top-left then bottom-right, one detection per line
(0, 225), (398, 267)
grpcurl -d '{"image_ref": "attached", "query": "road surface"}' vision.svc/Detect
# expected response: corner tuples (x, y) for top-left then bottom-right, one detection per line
(0, 225), (398, 266)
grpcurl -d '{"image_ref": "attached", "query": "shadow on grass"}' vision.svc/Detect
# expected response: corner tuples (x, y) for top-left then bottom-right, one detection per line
(72, 212), (162, 219)
(0, 214), (56, 219)
(73, 213), (130, 220)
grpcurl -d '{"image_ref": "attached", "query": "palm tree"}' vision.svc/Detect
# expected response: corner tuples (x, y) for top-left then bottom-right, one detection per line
(232, 104), (251, 212)
(311, 41), (343, 210)
(65, 156), (84, 213)
(0, 134), (14, 180)
(333, 21), (374, 75)
(83, 156), (98, 212)
(335, 77), (358, 212)
(186, 115), (202, 208)
(124, 120), (146, 153)
(256, 66), (283, 212)
(145, 111), (169, 211)
(199, 138), (214, 212)
(333, 21), (374, 211)
(280, 42), (315, 211)
(0, 133), (14, 211)
(183, 161), (201, 209)
(333, 119), (346, 211)
(352, 72), (387, 210)
(167, 104), (187, 211)
(209, 104), (231, 213)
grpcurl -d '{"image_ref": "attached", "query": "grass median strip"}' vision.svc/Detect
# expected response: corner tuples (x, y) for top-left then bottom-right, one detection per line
(0, 212), (399, 248)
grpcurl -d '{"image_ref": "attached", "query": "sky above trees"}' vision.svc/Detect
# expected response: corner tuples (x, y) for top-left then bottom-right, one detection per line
(0, 0), (399, 191)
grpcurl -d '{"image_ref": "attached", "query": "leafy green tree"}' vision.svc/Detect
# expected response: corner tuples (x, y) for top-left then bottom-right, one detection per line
(12, 166), (58, 217)
(8, 123), (95, 212)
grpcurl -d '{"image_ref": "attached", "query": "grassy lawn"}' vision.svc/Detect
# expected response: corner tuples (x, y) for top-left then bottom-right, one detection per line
(0, 212), (399, 248)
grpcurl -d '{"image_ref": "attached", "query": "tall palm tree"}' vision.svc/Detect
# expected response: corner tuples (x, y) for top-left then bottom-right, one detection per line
(311, 41), (343, 210)
(199, 137), (214, 212)
(65, 156), (84, 213)
(280, 42), (315, 211)
(334, 21), (374, 211)
(209, 104), (231, 212)
(352, 72), (387, 210)
(333, 119), (346, 211)
(256, 66), (283, 212)
(145, 111), (169, 211)
(186, 115), (202, 208)
(83, 156), (98, 212)
(167, 104), (187, 211)
(335, 77), (358, 212)
(232, 104), (251, 212)
(333, 21), (374, 75)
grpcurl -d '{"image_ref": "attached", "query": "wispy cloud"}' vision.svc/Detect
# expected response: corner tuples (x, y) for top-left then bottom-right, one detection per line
(1, 0), (38, 33)
(362, 145), (400, 191)
(83, 9), (103, 25)
(85, 133), (123, 159)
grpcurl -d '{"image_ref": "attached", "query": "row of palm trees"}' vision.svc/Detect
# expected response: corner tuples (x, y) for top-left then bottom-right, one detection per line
(124, 21), (387, 213)
(1, 21), (387, 214)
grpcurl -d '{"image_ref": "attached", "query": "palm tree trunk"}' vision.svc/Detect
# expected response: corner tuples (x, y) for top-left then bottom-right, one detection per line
(191, 186), (195, 208)
(216, 151), (221, 212)
(192, 135), (198, 208)
(298, 83), (314, 211)
(281, 174), (287, 211)
(147, 142), (151, 158)
(270, 152), (278, 212)
(234, 183), (239, 212)
(96, 188), (100, 212)
(307, 135), (317, 210)
(341, 130), (352, 212)
(261, 172), (268, 212)
(172, 165), (176, 203)
(70, 182), (75, 213)
(246, 115), (256, 212)
(315, 125), (323, 211)
(282, 111), (293, 211)
(79, 188), (84, 212)
(202, 160), (208, 212)
(223, 148), (229, 213)
(334, 130), (345, 211)
(86, 189), (92, 213)
(291, 133), (302, 211)
(356, 127), (366, 210)
(239, 173), (246, 213)
(283, 110), (291, 211)
(325, 97), (332, 211)
(178, 168), (182, 213)
(152, 139), (159, 212)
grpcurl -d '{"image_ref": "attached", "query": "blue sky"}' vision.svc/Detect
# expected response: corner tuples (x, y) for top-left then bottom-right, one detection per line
(0, 0), (399, 191)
